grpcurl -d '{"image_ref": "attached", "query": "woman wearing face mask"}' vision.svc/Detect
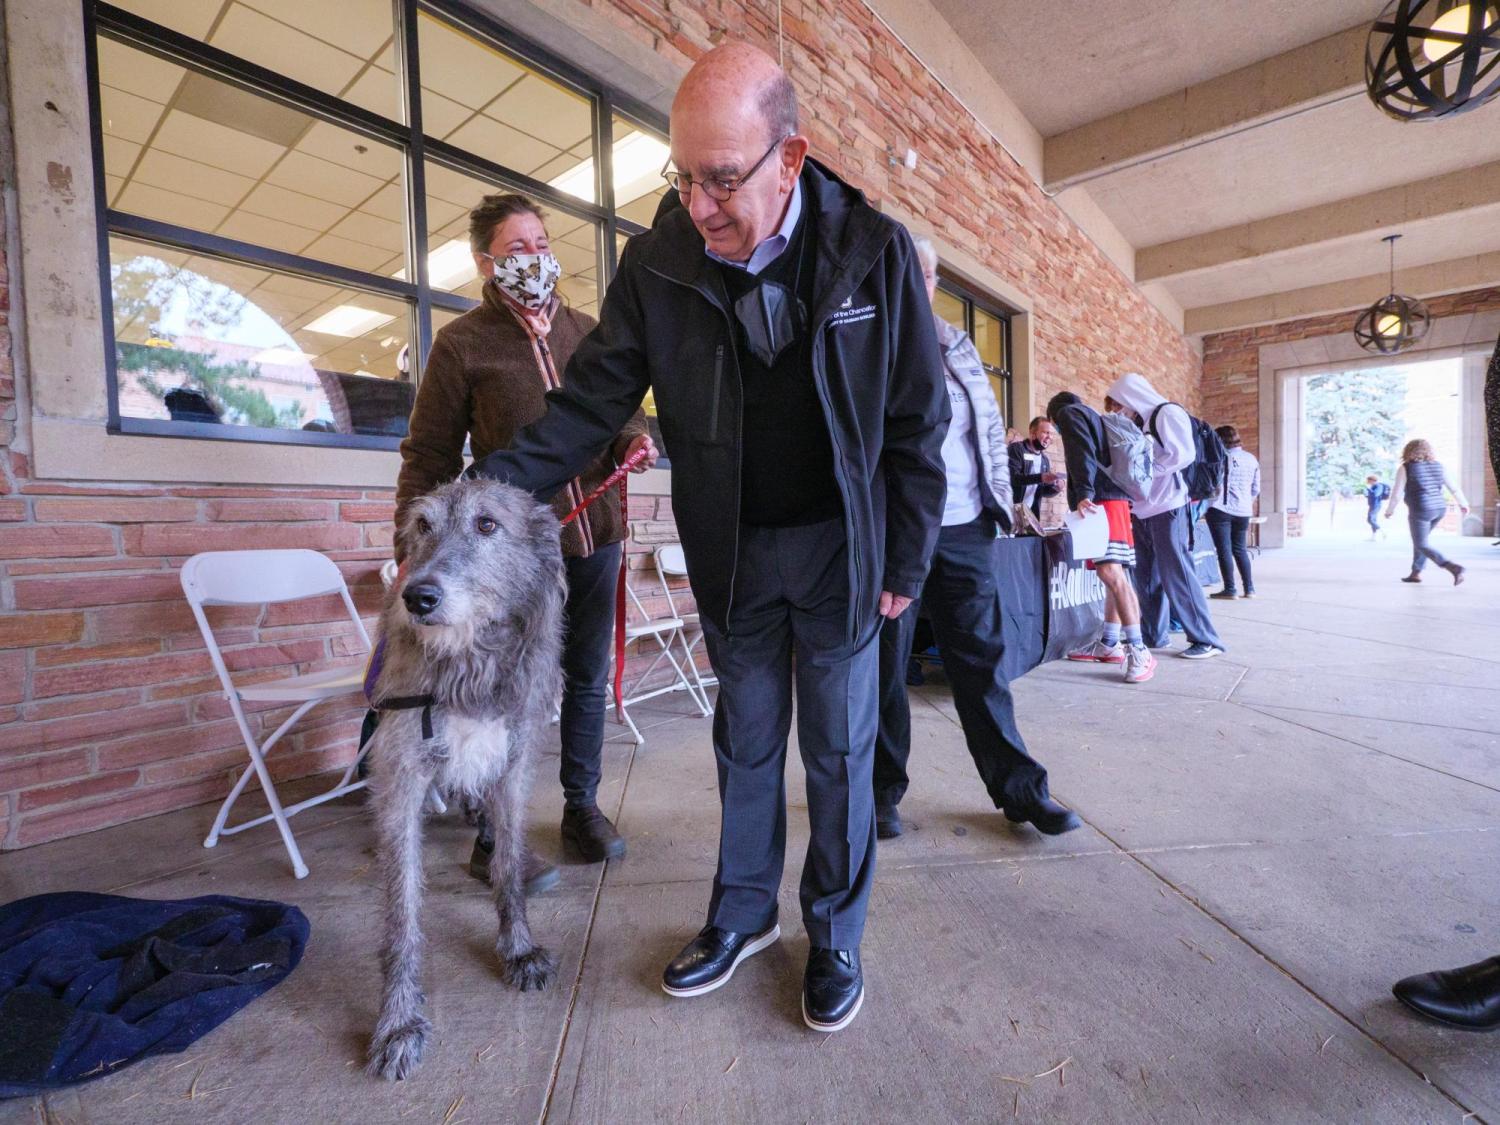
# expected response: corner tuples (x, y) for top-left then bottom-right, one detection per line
(396, 193), (658, 890)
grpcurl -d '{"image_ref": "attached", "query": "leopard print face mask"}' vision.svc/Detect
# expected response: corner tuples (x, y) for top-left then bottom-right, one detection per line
(489, 251), (561, 310)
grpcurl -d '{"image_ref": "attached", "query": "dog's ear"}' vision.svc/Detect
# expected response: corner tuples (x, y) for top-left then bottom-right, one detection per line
(527, 500), (563, 551)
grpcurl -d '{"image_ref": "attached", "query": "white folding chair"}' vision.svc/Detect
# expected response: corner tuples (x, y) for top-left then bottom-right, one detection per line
(613, 539), (712, 745)
(182, 549), (372, 879)
(653, 544), (717, 696)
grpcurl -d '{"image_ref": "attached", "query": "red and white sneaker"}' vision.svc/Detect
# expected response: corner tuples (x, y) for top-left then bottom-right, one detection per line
(1123, 645), (1157, 683)
(1067, 640), (1125, 664)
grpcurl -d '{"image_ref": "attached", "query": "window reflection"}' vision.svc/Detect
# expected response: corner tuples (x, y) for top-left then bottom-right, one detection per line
(110, 235), (412, 436)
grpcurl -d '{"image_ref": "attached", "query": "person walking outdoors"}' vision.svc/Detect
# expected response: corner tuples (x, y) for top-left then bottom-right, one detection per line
(467, 43), (949, 1033)
(1105, 373), (1226, 659)
(1047, 392), (1156, 684)
(1206, 425), (1259, 600)
(1008, 417), (1062, 521)
(873, 238), (1080, 843)
(1365, 474), (1391, 539)
(395, 192), (657, 893)
(1383, 439), (1469, 585)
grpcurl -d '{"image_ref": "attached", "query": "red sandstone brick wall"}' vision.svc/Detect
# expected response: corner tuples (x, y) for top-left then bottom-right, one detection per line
(0, 0), (1202, 848)
(1201, 287), (1500, 534)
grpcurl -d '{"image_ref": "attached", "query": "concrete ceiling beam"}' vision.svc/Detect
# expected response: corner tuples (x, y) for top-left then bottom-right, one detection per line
(1043, 26), (1367, 191)
(1184, 251), (1500, 336)
(1137, 162), (1500, 282)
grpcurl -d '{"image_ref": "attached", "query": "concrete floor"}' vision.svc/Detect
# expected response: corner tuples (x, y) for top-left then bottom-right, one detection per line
(3, 533), (1497, 1124)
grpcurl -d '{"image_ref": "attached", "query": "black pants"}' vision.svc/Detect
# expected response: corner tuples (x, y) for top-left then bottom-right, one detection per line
(1205, 509), (1252, 594)
(701, 519), (878, 949)
(874, 516), (1048, 812)
(558, 542), (622, 808)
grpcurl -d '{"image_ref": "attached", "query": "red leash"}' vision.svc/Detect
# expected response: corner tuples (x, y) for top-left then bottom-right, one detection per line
(562, 446), (651, 720)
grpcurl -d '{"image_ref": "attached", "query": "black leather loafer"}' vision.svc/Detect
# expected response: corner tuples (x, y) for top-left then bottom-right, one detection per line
(1393, 956), (1500, 1030)
(561, 803), (627, 862)
(468, 836), (560, 895)
(1003, 795), (1082, 836)
(875, 804), (904, 840)
(662, 922), (780, 998)
(803, 947), (863, 1032)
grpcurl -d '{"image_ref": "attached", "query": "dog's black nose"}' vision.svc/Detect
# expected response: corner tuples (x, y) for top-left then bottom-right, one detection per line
(403, 583), (443, 616)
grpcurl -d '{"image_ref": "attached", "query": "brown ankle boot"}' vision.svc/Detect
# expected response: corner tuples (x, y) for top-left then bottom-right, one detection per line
(1445, 563), (1466, 585)
(1401, 571), (1421, 583)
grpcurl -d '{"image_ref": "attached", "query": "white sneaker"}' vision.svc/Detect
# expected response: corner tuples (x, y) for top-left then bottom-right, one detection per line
(1067, 640), (1125, 664)
(1123, 646), (1156, 683)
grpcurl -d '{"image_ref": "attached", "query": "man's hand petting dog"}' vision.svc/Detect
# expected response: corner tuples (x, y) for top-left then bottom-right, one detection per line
(364, 478), (567, 1081)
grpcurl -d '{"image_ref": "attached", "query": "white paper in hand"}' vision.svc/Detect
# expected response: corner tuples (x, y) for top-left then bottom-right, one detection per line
(1063, 508), (1110, 561)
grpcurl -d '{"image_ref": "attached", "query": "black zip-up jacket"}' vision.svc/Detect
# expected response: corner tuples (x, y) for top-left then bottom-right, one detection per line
(1006, 439), (1058, 517)
(1051, 401), (1129, 510)
(469, 159), (950, 643)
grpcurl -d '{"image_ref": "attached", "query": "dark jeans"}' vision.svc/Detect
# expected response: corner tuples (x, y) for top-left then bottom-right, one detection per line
(1205, 508), (1253, 594)
(1133, 506), (1225, 650)
(700, 518), (878, 950)
(875, 516), (1048, 812)
(1408, 510), (1450, 573)
(558, 541), (622, 808)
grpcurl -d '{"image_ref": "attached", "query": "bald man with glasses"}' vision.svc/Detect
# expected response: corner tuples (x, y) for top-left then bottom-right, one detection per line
(469, 42), (948, 1032)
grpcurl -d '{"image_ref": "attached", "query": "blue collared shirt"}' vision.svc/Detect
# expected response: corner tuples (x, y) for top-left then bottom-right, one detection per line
(705, 181), (803, 276)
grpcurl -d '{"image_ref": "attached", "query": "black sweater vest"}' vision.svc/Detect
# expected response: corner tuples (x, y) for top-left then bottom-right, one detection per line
(717, 211), (842, 528)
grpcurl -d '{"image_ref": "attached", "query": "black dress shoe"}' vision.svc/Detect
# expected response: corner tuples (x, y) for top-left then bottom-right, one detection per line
(468, 836), (561, 895)
(1003, 795), (1082, 835)
(1393, 956), (1500, 1030)
(561, 803), (627, 862)
(875, 804), (904, 840)
(803, 947), (863, 1032)
(662, 922), (780, 998)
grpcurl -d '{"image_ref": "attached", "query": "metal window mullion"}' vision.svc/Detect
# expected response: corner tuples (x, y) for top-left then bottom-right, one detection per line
(95, 3), (409, 150)
(598, 99), (618, 286)
(107, 211), (421, 302)
(85, 2), (123, 432)
(398, 0), (433, 386)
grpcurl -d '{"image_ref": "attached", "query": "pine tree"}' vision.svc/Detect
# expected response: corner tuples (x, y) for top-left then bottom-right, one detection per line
(1304, 368), (1406, 498)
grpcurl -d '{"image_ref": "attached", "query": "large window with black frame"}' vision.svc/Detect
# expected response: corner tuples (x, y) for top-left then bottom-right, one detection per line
(89, 0), (668, 449)
(932, 280), (1014, 427)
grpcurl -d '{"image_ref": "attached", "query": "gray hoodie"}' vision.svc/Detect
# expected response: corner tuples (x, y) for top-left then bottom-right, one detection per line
(1106, 372), (1190, 519)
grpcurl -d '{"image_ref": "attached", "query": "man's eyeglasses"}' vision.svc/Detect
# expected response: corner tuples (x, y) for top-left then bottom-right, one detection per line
(661, 135), (789, 203)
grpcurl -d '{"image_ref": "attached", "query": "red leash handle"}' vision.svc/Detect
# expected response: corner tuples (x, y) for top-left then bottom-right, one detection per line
(557, 444), (651, 721)
(561, 446), (651, 526)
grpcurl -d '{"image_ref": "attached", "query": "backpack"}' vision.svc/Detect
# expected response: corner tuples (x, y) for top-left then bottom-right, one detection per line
(1099, 411), (1154, 501)
(1149, 402), (1229, 502)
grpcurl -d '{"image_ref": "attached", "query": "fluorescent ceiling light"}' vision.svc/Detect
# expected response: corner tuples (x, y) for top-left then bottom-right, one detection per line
(250, 346), (314, 366)
(549, 130), (671, 202)
(303, 305), (395, 337)
(425, 239), (476, 289)
(391, 240), (476, 289)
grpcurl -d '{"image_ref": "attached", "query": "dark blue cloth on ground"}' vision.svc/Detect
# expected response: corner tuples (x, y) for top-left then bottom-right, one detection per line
(0, 892), (309, 1097)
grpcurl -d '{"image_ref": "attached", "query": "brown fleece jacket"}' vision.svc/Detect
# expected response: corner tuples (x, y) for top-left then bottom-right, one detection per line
(395, 284), (647, 561)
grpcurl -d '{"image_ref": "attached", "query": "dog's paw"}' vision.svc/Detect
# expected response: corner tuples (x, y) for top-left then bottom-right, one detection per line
(365, 1015), (432, 1081)
(500, 946), (558, 992)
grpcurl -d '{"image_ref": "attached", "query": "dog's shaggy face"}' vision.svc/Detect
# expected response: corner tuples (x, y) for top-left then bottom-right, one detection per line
(397, 478), (562, 654)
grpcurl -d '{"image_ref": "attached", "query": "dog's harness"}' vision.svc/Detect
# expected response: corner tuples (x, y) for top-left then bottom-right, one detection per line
(366, 445), (651, 739)
(372, 694), (435, 740)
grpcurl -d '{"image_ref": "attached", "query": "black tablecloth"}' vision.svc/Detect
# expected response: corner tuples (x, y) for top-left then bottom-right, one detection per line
(915, 531), (1106, 682)
(994, 536), (1046, 681)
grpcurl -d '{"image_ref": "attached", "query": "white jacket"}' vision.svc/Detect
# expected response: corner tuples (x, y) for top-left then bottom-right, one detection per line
(1106, 372), (1189, 519)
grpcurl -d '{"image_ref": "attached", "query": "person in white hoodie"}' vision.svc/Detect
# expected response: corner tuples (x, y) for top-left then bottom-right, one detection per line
(1104, 373), (1226, 658)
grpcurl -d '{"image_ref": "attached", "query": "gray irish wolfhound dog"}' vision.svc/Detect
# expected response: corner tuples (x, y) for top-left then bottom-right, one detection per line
(364, 478), (566, 1081)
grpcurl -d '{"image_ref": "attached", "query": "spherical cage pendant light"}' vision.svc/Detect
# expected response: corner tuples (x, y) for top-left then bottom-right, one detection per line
(1355, 293), (1431, 354)
(1366, 0), (1500, 120)
(1354, 235), (1431, 355)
